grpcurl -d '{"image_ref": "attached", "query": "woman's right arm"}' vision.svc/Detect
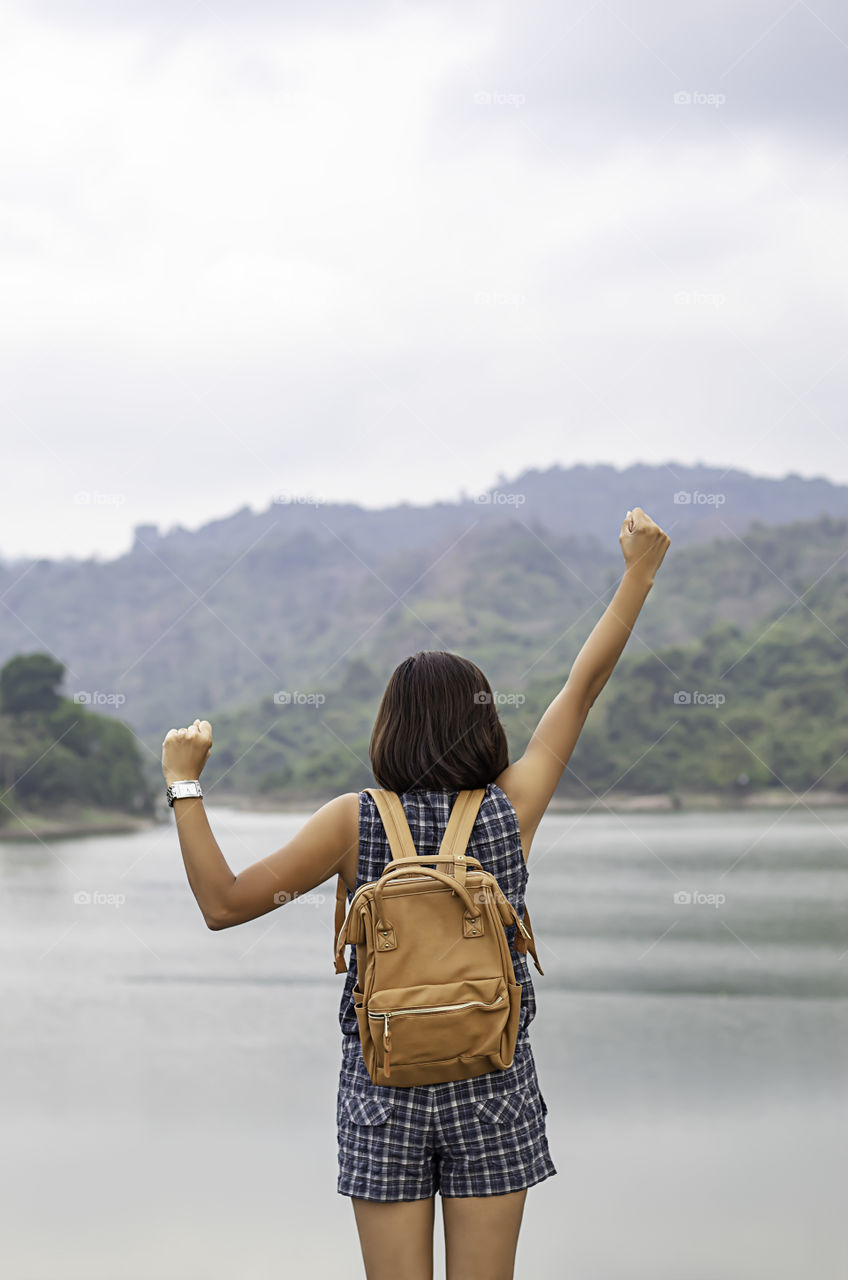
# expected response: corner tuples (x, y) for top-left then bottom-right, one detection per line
(495, 506), (670, 856)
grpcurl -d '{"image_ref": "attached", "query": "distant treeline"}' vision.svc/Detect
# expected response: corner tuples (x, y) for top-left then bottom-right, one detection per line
(0, 654), (154, 823)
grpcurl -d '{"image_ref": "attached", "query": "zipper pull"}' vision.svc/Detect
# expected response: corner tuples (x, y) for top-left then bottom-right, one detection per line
(383, 1012), (392, 1080)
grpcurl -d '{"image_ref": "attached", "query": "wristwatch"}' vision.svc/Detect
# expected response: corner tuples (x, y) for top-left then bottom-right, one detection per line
(166, 779), (203, 806)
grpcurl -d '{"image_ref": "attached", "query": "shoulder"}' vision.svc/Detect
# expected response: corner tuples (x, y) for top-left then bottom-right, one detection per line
(322, 790), (361, 826)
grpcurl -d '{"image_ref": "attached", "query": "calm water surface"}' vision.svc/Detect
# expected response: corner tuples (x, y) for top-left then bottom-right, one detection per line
(1, 805), (846, 1279)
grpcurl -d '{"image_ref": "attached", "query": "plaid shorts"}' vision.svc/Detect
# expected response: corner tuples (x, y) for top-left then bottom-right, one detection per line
(336, 1032), (557, 1201)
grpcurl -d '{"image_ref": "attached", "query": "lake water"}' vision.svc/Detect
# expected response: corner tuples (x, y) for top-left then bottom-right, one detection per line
(1, 805), (846, 1279)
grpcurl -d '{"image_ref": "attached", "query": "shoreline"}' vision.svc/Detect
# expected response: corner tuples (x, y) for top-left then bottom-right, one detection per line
(205, 787), (848, 815)
(2, 788), (845, 842)
(0, 809), (158, 843)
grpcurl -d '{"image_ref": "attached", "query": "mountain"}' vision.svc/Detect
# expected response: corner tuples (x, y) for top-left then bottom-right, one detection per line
(112, 460), (848, 559)
(0, 462), (845, 797)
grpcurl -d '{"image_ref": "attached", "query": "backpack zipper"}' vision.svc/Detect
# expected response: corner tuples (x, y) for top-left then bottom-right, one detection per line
(369, 994), (504, 1079)
(370, 994), (503, 1023)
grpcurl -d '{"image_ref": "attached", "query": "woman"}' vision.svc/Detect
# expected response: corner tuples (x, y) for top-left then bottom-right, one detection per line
(161, 506), (670, 1280)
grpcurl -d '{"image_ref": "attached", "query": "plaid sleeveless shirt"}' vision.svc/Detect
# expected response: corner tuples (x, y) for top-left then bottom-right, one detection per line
(337, 781), (537, 1040)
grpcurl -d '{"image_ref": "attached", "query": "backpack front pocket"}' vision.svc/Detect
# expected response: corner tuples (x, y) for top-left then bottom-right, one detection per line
(366, 976), (509, 1077)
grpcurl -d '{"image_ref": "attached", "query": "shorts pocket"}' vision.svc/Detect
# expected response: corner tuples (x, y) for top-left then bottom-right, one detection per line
(341, 1092), (394, 1127)
(474, 1089), (528, 1125)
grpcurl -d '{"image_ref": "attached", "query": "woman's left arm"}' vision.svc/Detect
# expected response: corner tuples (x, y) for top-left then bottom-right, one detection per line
(162, 719), (356, 929)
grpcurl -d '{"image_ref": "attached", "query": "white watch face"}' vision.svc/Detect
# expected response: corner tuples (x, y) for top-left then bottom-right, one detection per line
(171, 781), (201, 798)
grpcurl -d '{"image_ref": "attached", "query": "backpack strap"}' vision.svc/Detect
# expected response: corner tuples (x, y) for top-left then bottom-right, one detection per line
(363, 788), (419, 862)
(440, 790), (542, 971)
(513, 901), (544, 974)
(366, 788), (485, 889)
(436, 788), (485, 888)
(333, 788), (420, 974)
(333, 786), (543, 974)
(333, 874), (350, 973)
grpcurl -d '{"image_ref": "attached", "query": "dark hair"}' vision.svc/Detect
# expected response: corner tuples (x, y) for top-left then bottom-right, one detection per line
(369, 650), (510, 793)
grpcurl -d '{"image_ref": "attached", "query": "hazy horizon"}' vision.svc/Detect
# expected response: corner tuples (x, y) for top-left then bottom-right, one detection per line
(4, 455), (847, 566)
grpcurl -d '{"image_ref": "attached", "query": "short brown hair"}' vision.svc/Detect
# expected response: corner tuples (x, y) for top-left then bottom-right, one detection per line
(369, 651), (510, 793)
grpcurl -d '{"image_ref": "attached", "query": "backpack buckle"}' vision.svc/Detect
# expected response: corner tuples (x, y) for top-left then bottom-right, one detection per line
(463, 913), (484, 938)
(375, 919), (397, 951)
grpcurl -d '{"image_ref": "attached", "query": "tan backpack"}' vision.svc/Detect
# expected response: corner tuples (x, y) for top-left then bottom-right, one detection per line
(333, 787), (543, 1087)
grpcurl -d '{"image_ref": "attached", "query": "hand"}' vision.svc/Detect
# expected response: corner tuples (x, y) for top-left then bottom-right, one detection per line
(619, 507), (671, 583)
(161, 718), (213, 784)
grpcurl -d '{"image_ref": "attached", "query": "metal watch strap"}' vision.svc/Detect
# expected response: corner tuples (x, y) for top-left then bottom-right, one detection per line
(166, 779), (203, 806)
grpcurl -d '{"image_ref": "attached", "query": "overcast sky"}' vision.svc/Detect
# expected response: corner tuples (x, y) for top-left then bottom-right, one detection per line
(2, 0), (847, 560)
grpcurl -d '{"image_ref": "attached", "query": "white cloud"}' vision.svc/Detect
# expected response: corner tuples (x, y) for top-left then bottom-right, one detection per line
(0, 1), (846, 559)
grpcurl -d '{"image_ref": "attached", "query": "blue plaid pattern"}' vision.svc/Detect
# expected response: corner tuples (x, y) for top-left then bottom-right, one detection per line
(336, 783), (557, 1200)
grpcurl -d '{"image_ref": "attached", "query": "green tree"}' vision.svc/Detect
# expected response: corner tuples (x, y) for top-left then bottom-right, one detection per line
(0, 653), (65, 713)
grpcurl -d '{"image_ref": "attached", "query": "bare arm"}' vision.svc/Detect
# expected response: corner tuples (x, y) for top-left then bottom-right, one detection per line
(161, 719), (357, 929)
(171, 790), (357, 929)
(496, 506), (670, 851)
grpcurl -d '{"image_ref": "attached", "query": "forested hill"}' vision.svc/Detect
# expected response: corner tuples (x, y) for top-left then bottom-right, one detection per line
(0, 461), (846, 802)
(197, 515), (848, 802)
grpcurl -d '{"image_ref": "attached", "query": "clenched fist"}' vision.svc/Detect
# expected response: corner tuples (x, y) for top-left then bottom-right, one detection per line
(161, 718), (213, 784)
(619, 507), (671, 584)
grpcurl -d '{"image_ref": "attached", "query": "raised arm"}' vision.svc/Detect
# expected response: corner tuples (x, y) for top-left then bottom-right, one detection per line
(495, 506), (670, 853)
(161, 719), (358, 929)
